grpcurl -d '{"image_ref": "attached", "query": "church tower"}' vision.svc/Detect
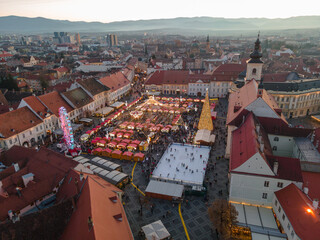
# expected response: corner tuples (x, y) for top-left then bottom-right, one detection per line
(246, 33), (263, 83)
(206, 35), (210, 53)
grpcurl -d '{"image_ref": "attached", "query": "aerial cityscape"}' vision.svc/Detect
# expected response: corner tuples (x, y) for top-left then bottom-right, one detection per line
(0, 1), (320, 240)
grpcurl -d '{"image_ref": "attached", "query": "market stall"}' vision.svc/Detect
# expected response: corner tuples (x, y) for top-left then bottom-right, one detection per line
(133, 152), (145, 162)
(141, 220), (171, 240)
(122, 151), (133, 161)
(111, 149), (122, 159)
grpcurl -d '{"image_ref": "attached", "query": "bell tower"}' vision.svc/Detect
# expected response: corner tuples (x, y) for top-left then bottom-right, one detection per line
(246, 33), (263, 83)
(206, 35), (210, 53)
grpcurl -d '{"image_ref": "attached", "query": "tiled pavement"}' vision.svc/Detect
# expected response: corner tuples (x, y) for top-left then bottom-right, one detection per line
(108, 98), (230, 240)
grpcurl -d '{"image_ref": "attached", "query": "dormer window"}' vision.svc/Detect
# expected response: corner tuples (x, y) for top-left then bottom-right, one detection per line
(252, 68), (257, 75)
(113, 213), (122, 222)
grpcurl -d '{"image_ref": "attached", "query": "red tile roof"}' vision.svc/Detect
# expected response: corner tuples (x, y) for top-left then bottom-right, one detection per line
(275, 183), (320, 240)
(266, 155), (303, 182)
(213, 63), (246, 74)
(53, 67), (69, 73)
(99, 72), (130, 92)
(302, 171), (320, 201)
(0, 146), (77, 221)
(39, 91), (74, 117)
(262, 72), (290, 82)
(0, 107), (42, 138)
(23, 95), (48, 118)
(60, 170), (133, 240)
(230, 113), (272, 171)
(146, 70), (189, 85)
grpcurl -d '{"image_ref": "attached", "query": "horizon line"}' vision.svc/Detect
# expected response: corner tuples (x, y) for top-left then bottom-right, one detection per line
(1, 14), (320, 24)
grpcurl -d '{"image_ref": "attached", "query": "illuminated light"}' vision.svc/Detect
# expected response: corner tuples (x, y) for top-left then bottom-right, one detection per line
(307, 209), (312, 213)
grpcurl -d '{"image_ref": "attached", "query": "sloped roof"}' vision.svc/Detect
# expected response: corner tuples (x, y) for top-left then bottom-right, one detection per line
(146, 70), (189, 85)
(78, 78), (110, 96)
(60, 170), (133, 240)
(99, 72), (130, 92)
(23, 95), (48, 118)
(0, 106), (42, 138)
(275, 183), (320, 240)
(230, 112), (272, 171)
(302, 171), (320, 201)
(0, 146), (77, 221)
(62, 87), (93, 108)
(213, 63), (246, 74)
(227, 79), (282, 125)
(39, 91), (74, 117)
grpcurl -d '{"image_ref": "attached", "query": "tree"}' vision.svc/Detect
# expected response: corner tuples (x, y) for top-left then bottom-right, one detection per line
(208, 199), (238, 240)
(0, 74), (18, 91)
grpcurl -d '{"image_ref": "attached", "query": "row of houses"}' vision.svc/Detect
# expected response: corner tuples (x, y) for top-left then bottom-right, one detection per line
(0, 71), (132, 150)
(145, 63), (245, 98)
(227, 37), (320, 240)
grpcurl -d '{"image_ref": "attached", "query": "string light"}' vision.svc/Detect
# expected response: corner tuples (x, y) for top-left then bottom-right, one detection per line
(59, 107), (75, 150)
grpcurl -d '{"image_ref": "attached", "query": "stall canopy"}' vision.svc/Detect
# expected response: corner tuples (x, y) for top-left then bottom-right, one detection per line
(194, 129), (215, 144)
(94, 106), (114, 116)
(145, 180), (184, 199)
(110, 101), (125, 109)
(141, 220), (171, 240)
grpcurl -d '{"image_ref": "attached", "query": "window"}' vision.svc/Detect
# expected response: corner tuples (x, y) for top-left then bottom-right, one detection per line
(277, 182), (283, 188)
(23, 133), (25, 138)
(287, 223), (291, 230)
(282, 214), (286, 221)
(291, 231), (294, 238)
(30, 131), (32, 135)
(273, 146), (277, 151)
(264, 181), (269, 187)
(262, 193), (268, 199)
(278, 206), (281, 213)
(252, 68), (257, 75)
(40, 125), (42, 130)
(9, 139), (12, 145)
(274, 137), (279, 141)
(36, 127), (38, 132)
(275, 199), (278, 206)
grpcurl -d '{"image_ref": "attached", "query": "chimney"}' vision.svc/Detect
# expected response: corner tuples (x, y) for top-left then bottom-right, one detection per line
(260, 141), (264, 152)
(256, 124), (260, 134)
(13, 163), (20, 172)
(313, 199), (319, 209)
(22, 173), (34, 187)
(80, 172), (84, 181)
(16, 187), (22, 197)
(8, 210), (13, 220)
(304, 187), (309, 195)
(273, 161), (279, 175)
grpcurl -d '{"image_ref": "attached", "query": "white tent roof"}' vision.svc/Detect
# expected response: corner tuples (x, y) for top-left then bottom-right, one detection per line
(145, 180), (184, 198)
(194, 129), (215, 144)
(142, 220), (170, 240)
(110, 101), (125, 108)
(94, 106), (114, 115)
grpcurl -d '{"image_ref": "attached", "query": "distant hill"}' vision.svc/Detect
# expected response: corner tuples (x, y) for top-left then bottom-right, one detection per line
(0, 15), (320, 34)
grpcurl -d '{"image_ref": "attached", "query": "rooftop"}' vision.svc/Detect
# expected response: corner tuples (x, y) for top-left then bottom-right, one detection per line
(38, 91), (74, 117)
(60, 170), (133, 240)
(275, 183), (320, 240)
(78, 78), (110, 96)
(62, 87), (93, 108)
(99, 72), (130, 92)
(0, 146), (77, 221)
(294, 137), (320, 163)
(0, 106), (42, 138)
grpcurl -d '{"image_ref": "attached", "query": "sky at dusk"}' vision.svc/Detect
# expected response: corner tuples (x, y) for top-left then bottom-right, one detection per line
(1, 0), (320, 22)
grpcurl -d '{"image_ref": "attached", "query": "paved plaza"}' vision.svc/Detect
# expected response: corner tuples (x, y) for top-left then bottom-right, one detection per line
(106, 98), (230, 240)
(49, 97), (230, 240)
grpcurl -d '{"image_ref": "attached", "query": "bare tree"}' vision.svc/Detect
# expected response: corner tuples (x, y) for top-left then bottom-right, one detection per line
(208, 199), (238, 240)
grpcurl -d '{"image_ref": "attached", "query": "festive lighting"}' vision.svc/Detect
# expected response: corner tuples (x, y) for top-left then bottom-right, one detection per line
(307, 208), (312, 213)
(59, 106), (75, 150)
